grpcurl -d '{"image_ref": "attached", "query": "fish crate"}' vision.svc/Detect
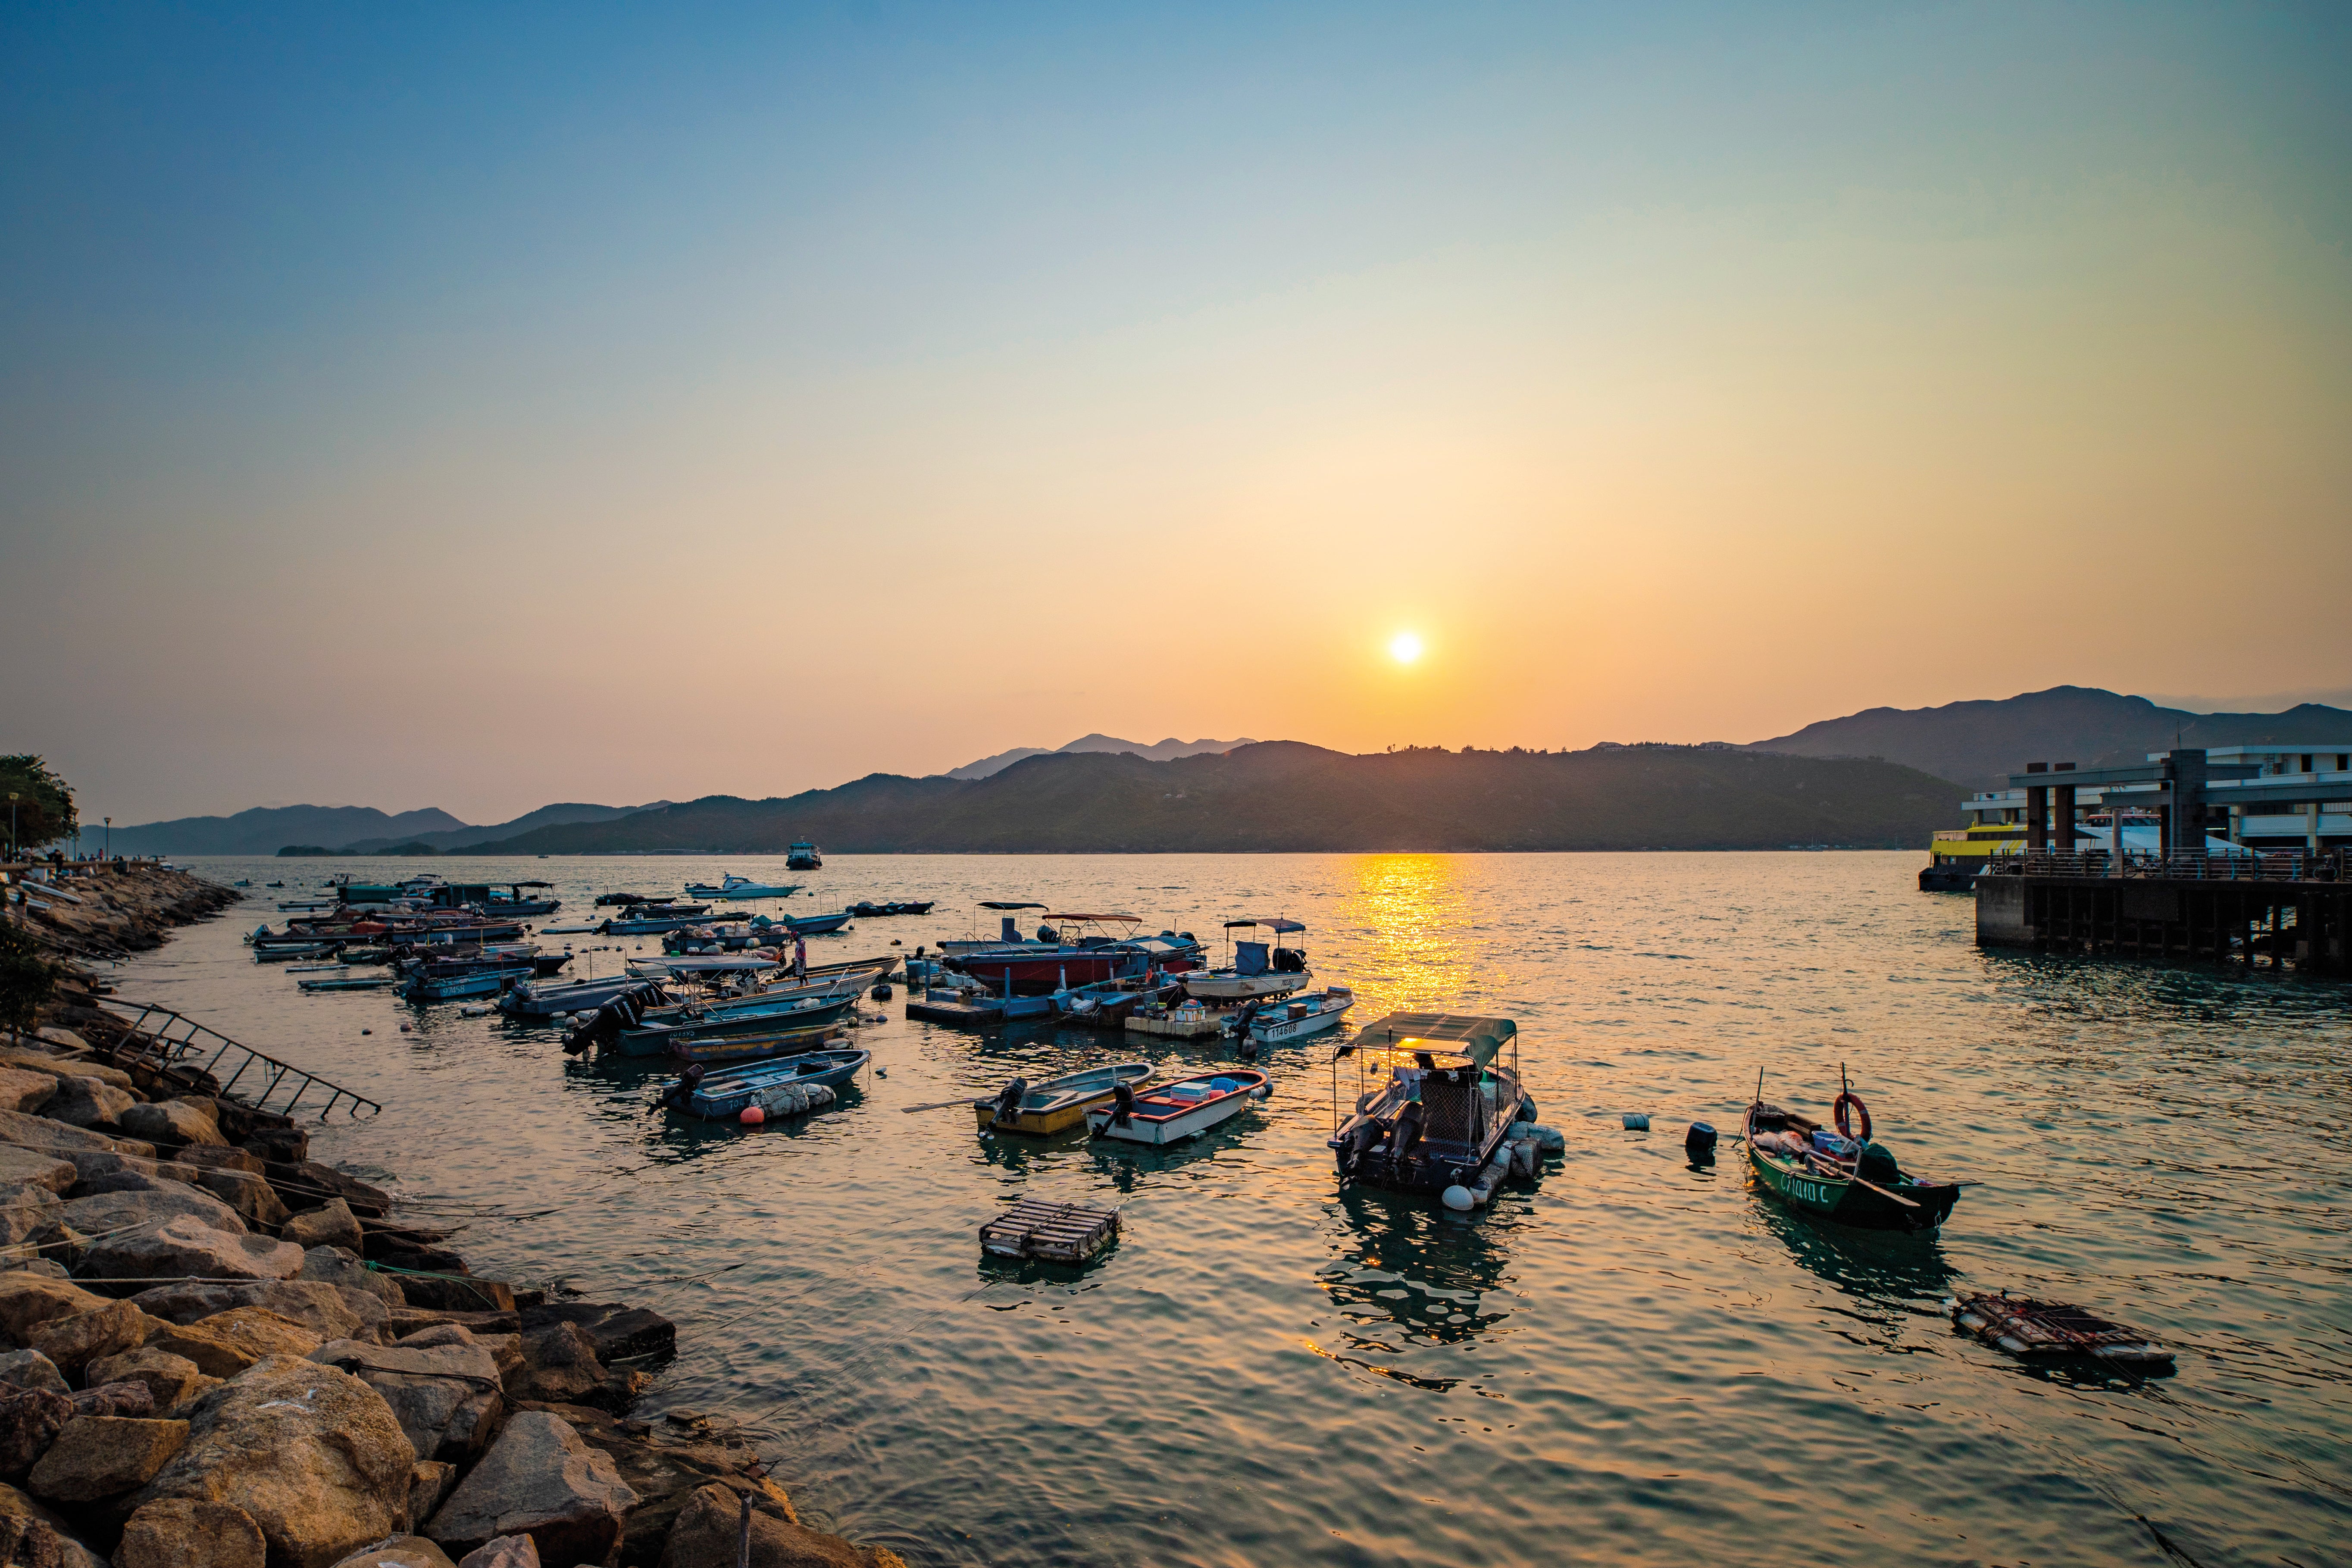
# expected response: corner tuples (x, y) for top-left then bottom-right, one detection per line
(979, 1198), (1121, 1264)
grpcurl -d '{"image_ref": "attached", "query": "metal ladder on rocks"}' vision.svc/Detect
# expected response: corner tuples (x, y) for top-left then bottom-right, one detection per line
(94, 998), (383, 1120)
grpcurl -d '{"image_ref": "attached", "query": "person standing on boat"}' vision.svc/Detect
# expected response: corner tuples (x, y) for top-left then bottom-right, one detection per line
(792, 934), (807, 981)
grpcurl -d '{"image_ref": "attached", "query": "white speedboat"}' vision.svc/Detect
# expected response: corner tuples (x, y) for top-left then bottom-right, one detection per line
(1085, 1068), (1268, 1145)
(1182, 917), (1311, 1002)
(1239, 985), (1354, 1045)
(684, 874), (803, 900)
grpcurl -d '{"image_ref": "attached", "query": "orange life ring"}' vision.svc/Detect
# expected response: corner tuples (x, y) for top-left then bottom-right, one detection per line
(1834, 1092), (1871, 1142)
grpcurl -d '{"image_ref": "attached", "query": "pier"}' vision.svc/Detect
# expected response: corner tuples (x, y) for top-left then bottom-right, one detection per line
(1972, 747), (2350, 974)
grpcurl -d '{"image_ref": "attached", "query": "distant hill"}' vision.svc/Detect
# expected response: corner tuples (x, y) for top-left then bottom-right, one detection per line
(113, 801), (660, 856)
(108, 804), (469, 857)
(946, 734), (1257, 781)
(1746, 685), (2352, 791)
(457, 742), (1964, 854)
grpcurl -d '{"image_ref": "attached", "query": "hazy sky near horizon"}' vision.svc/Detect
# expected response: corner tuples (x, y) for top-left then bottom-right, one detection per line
(6, 3), (2349, 824)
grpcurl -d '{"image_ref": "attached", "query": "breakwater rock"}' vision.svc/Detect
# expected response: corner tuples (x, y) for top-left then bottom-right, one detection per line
(0, 880), (909, 1567)
(6, 866), (240, 961)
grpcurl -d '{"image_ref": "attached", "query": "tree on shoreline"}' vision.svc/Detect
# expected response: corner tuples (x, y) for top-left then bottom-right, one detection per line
(0, 756), (76, 856)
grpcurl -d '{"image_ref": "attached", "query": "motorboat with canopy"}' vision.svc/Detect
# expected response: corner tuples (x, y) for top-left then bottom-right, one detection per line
(1183, 918), (1311, 1002)
(1327, 1012), (1533, 1199)
(945, 911), (1201, 995)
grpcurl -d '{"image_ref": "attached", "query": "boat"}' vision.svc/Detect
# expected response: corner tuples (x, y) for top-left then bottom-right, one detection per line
(1182, 918), (1311, 1002)
(625, 954), (783, 980)
(779, 910), (851, 936)
(1742, 1070), (1960, 1233)
(665, 1021), (844, 1066)
(785, 841), (822, 870)
(946, 913), (1200, 996)
(848, 900), (934, 917)
(1235, 985), (1354, 1045)
(976, 1062), (1154, 1136)
(1086, 1068), (1268, 1145)
(1054, 979), (1181, 1029)
(1946, 1291), (2174, 1368)
(684, 875), (804, 900)
(299, 974), (400, 992)
(614, 993), (856, 1054)
(676, 1050), (870, 1119)
(423, 881), (561, 917)
(1327, 1012), (1534, 1201)
(539, 922), (601, 935)
(600, 913), (711, 935)
(254, 943), (338, 962)
(400, 966), (533, 1002)
(500, 973), (668, 1018)
(595, 892), (658, 907)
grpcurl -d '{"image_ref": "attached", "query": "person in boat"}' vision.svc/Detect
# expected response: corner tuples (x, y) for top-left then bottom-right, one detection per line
(792, 935), (807, 981)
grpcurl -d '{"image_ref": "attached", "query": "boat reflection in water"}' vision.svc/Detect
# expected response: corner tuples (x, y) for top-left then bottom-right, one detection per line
(1746, 1192), (1958, 1336)
(1307, 1184), (1520, 1392)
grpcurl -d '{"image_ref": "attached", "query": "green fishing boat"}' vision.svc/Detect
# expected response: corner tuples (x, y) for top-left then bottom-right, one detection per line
(1743, 1071), (1959, 1233)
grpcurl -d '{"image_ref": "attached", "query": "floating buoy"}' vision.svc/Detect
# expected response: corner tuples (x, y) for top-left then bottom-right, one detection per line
(875, 1066), (887, 1077)
(1250, 1083), (1270, 1099)
(398, 1023), (412, 1033)
(1623, 1112), (1650, 1131)
(871, 983), (892, 1001)
(360, 1028), (371, 1036)
(1441, 1185), (1474, 1211)
(740, 1105), (765, 1125)
(1686, 1121), (1719, 1159)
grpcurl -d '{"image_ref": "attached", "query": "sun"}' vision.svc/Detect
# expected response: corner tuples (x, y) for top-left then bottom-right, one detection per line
(1389, 631), (1423, 664)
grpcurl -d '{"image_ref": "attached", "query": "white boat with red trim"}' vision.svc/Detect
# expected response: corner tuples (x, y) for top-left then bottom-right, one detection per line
(1085, 1067), (1269, 1145)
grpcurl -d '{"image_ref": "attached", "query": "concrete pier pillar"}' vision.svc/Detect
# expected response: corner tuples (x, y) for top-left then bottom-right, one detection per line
(2026, 763), (2049, 852)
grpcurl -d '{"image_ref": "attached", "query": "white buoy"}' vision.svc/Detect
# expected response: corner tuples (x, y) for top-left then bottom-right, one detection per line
(1623, 1112), (1650, 1131)
(1441, 1184), (1475, 1211)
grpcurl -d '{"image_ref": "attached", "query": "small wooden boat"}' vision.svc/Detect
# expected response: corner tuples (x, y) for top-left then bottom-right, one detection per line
(502, 974), (667, 1018)
(616, 994), (855, 1053)
(976, 1062), (1153, 1136)
(1086, 1067), (1267, 1145)
(285, 962), (350, 974)
(680, 1049), (869, 1118)
(1743, 1072), (1959, 1233)
(848, 900), (934, 917)
(781, 911), (851, 936)
(665, 1021), (841, 1065)
(600, 914), (707, 935)
(401, 966), (532, 1002)
(338, 945), (391, 964)
(1238, 985), (1354, 1045)
(255, 944), (338, 962)
(1947, 1292), (2174, 1368)
(300, 974), (400, 992)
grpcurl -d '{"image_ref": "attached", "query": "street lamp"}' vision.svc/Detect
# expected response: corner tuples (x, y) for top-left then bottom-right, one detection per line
(6, 794), (16, 862)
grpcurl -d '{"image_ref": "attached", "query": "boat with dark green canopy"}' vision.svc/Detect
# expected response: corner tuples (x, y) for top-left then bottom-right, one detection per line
(1742, 1069), (1959, 1233)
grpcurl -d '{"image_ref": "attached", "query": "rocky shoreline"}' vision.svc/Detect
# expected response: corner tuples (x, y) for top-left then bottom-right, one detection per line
(1, 868), (906, 1568)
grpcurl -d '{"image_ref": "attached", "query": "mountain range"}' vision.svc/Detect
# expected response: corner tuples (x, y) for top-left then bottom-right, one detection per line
(1745, 685), (2352, 790)
(106, 689), (2352, 855)
(447, 742), (1955, 854)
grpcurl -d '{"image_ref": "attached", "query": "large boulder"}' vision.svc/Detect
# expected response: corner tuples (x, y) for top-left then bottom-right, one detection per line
(189, 1170), (291, 1233)
(282, 1202), (364, 1255)
(657, 1483), (907, 1568)
(147, 1309), (320, 1380)
(0, 1188), (69, 1262)
(408, 1463), (458, 1532)
(298, 1249), (406, 1311)
(423, 1411), (637, 1568)
(0, 1278), (109, 1348)
(457, 1538), (537, 1568)
(25, 1415), (187, 1502)
(0, 1151), (72, 1197)
(115, 1497), (267, 1568)
(42, 1080), (134, 1133)
(507, 1326), (637, 1412)
(80, 1350), (208, 1413)
(70, 1381), (154, 1419)
(0, 1053), (130, 1091)
(130, 1281), (372, 1343)
(516, 1306), (673, 1366)
(0, 1074), (56, 1118)
(326, 1537), (454, 1568)
(0, 1113), (121, 1160)
(0, 1479), (108, 1568)
(261, 1167), (389, 1220)
(0, 1353), (65, 1397)
(21, 1302), (160, 1379)
(308, 1328), (504, 1465)
(0, 1388), (73, 1477)
(512, 1404), (791, 1568)
(122, 1356), (416, 1568)
(166, 1147), (262, 1178)
(59, 1151), (198, 1191)
(78, 1219), (300, 1287)
(116, 1105), (225, 1149)
(60, 1187), (245, 1242)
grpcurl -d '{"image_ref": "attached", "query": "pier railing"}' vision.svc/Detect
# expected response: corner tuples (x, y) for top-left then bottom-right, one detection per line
(1988, 848), (2346, 884)
(94, 999), (382, 1120)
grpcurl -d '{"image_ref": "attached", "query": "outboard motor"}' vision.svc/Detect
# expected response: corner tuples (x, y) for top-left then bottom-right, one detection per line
(658, 1064), (707, 1110)
(1107, 1082), (1135, 1128)
(1036, 924), (1059, 944)
(1272, 946), (1306, 974)
(993, 1078), (1028, 1128)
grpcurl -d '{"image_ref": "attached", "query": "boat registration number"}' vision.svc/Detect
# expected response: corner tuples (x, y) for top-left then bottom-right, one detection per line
(1786, 1176), (1825, 1205)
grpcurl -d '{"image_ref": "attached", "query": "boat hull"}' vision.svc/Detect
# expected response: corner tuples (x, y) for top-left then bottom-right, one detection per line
(1185, 969), (1310, 1002)
(1085, 1071), (1266, 1145)
(1745, 1142), (1960, 1233)
(664, 1024), (839, 1064)
(975, 1064), (1154, 1136)
(1247, 995), (1352, 1044)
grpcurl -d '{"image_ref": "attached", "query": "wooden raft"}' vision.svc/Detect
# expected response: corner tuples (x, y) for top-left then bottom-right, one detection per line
(980, 1198), (1120, 1263)
(1950, 1292), (2174, 1365)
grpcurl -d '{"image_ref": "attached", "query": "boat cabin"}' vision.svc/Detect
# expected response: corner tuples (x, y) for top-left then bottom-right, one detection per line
(1328, 1012), (1529, 1196)
(1221, 917), (1307, 975)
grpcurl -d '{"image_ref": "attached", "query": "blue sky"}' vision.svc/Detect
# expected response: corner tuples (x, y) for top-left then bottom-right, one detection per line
(6, 3), (2348, 821)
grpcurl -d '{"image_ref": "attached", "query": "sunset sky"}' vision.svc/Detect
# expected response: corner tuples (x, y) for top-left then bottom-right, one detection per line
(6, 3), (2348, 824)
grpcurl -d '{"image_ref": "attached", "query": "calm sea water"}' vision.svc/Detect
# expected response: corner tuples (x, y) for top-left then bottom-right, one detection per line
(114, 853), (2350, 1568)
